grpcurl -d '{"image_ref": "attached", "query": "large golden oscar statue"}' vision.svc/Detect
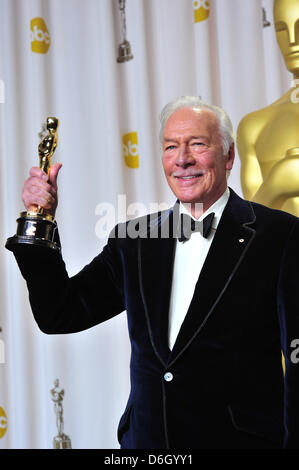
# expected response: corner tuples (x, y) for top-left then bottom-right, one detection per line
(237, 0), (299, 217)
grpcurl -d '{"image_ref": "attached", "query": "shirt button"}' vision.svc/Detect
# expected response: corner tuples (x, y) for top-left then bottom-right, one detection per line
(164, 372), (173, 382)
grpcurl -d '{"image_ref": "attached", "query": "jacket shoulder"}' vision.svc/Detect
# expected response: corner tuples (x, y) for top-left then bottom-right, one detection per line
(249, 200), (298, 226)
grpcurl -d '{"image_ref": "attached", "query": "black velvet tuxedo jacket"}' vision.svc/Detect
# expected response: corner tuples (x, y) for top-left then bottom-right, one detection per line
(13, 189), (299, 449)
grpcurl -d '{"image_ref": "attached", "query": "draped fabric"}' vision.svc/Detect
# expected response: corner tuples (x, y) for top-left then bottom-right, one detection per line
(0, 0), (291, 448)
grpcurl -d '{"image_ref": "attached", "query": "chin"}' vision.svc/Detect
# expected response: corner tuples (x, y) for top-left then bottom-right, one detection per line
(177, 193), (204, 204)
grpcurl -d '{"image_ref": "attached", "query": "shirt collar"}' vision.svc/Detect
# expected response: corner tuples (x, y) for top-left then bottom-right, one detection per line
(179, 187), (230, 230)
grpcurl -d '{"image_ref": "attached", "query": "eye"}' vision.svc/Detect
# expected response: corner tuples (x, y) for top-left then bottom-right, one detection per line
(165, 145), (176, 151)
(192, 141), (205, 148)
(275, 21), (287, 32)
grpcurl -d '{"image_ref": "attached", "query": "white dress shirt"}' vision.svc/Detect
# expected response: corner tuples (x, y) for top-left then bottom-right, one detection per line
(168, 188), (230, 350)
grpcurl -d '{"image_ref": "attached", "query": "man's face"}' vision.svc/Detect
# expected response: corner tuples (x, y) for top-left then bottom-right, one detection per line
(162, 107), (234, 209)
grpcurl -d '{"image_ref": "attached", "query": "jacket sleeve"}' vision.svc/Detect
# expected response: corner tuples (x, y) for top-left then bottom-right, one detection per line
(12, 229), (125, 334)
(277, 218), (299, 449)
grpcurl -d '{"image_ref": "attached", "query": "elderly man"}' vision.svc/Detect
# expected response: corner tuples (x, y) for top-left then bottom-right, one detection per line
(11, 96), (299, 449)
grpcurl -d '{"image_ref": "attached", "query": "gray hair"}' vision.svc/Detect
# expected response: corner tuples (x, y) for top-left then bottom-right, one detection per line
(159, 96), (235, 155)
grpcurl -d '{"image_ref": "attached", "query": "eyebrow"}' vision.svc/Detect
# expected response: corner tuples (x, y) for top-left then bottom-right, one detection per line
(163, 135), (209, 142)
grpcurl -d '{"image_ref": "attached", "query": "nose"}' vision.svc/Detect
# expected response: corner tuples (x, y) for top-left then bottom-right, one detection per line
(175, 144), (195, 167)
(288, 22), (297, 45)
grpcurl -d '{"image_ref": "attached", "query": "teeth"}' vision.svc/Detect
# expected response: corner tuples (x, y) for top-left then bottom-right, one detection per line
(181, 176), (198, 179)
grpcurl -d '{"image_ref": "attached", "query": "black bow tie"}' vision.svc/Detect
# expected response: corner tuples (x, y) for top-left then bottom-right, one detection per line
(178, 212), (215, 242)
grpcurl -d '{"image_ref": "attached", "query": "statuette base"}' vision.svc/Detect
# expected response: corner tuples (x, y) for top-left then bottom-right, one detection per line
(53, 434), (72, 449)
(5, 211), (60, 252)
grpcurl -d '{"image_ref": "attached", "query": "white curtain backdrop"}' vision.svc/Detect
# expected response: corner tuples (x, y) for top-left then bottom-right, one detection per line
(0, 0), (291, 448)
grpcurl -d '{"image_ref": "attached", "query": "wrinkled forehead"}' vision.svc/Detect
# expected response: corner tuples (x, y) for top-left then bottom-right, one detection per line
(274, 0), (299, 26)
(164, 107), (220, 136)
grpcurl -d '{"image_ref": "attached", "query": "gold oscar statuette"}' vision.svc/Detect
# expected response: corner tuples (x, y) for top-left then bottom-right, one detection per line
(5, 117), (61, 252)
(237, 0), (299, 217)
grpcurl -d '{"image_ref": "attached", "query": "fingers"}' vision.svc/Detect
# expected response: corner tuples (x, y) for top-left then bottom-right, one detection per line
(29, 163), (62, 182)
(22, 164), (62, 216)
(23, 179), (56, 210)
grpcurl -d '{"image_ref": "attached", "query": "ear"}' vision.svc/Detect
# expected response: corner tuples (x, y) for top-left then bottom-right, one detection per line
(226, 143), (235, 170)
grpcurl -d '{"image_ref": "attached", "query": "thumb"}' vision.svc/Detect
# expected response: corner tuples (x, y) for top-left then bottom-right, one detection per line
(48, 162), (62, 188)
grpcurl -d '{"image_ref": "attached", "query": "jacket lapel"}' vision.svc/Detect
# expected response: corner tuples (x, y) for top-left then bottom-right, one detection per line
(168, 189), (257, 366)
(138, 190), (257, 368)
(137, 205), (179, 366)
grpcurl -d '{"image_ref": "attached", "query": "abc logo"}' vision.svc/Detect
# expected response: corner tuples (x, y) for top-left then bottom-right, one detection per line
(193, 0), (210, 23)
(0, 407), (7, 438)
(30, 18), (51, 54)
(122, 132), (139, 169)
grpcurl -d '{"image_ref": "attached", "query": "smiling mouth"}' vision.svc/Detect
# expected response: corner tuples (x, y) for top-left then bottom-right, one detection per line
(174, 172), (204, 181)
